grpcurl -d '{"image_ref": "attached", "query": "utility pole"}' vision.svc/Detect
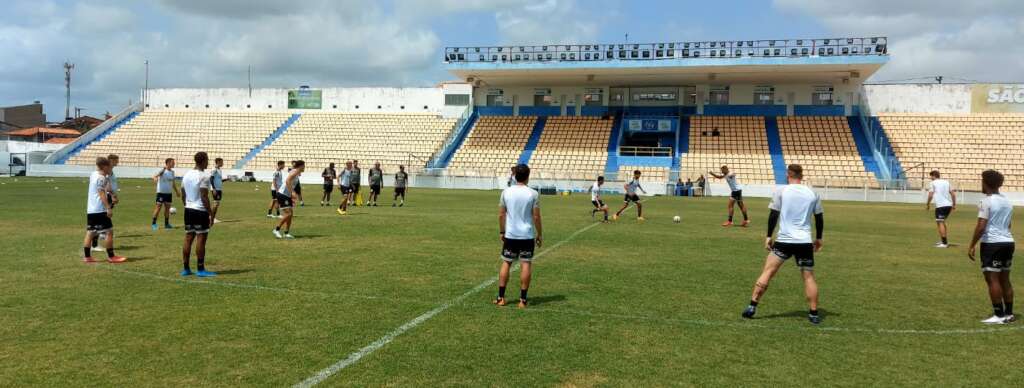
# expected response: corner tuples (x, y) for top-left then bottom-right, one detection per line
(63, 61), (75, 120)
(144, 60), (150, 106)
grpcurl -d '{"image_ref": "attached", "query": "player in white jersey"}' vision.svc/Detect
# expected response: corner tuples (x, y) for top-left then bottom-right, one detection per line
(210, 157), (224, 224)
(93, 154), (120, 251)
(151, 158), (178, 230)
(495, 164), (543, 308)
(274, 160), (305, 239)
(741, 165), (824, 325)
(709, 165), (750, 227)
(925, 170), (957, 248)
(968, 170), (1015, 324)
(588, 176), (609, 222)
(180, 152), (216, 277)
(266, 160), (285, 218)
(336, 161), (354, 216)
(83, 157), (127, 264)
(613, 170), (646, 221)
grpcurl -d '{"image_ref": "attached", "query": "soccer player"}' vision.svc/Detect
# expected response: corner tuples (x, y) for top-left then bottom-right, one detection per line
(393, 165), (409, 207)
(294, 170), (304, 207)
(968, 170), (1015, 324)
(368, 162), (384, 206)
(151, 158), (177, 230)
(350, 160), (362, 206)
(210, 157), (224, 224)
(926, 170), (957, 248)
(589, 176), (609, 222)
(274, 160), (305, 239)
(93, 154), (119, 251)
(83, 157), (126, 263)
(710, 165), (750, 227)
(613, 170), (646, 221)
(495, 164), (543, 309)
(181, 152), (216, 277)
(741, 164), (824, 325)
(266, 160), (285, 218)
(337, 161), (353, 215)
(321, 162), (337, 206)
(507, 166), (516, 187)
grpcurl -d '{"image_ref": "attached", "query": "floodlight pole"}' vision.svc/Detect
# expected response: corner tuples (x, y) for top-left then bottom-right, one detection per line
(64, 61), (75, 120)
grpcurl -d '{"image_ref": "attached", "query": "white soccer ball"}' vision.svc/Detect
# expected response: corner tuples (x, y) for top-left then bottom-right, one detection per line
(673, 215), (681, 223)
(169, 207), (178, 215)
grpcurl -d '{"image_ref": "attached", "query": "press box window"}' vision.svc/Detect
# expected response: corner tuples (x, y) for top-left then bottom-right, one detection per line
(444, 94), (470, 106)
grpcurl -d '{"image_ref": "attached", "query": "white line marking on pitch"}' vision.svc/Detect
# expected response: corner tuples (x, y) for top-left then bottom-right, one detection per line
(511, 306), (1024, 336)
(293, 221), (604, 388)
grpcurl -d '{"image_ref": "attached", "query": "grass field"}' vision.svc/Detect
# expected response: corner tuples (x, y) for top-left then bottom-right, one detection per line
(2, 176), (1023, 387)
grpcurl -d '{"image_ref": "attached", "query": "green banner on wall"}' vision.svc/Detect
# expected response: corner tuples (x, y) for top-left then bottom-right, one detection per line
(288, 89), (322, 109)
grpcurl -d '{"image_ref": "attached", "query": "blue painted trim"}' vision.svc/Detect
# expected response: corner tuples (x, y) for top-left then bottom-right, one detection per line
(850, 105), (861, 117)
(794, 105), (844, 116)
(518, 106), (561, 116)
(763, 117), (788, 184)
(604, 113), (623, 173)
(676, 116), (690, 168)
(447, 55), (889, 72)
(55, 111), (139, 164)
(235, 113), (301, 169)
(704, 105), (786, 116)
(581, 106), (609, 116)
(616, 156), (673, 168)
(621, 106), (680, 116)
(437, 111), (478, 168)
(519, 116), (547, 164)
(477, 106), (513, 116)
(846, 116), (884, 181)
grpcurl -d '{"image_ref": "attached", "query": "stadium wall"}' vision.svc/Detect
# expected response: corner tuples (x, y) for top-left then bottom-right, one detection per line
(143, 84), (473, 118)
(861, 84), (971, 114)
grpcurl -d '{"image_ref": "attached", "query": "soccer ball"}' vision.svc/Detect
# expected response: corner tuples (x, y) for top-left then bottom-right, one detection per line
(169, 207), (178, 215)
(673, 216), (681, 223)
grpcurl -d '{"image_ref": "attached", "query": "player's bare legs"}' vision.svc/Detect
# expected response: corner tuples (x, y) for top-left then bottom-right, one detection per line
(999, 272), (1014, 321)
(635, 202), (643, 218)
(749, 254), (784, 303)
(723, 198), (736, 226)
(494, 260), (512, 306)
(737, 200), (750, 226)
(519, 261), (532, 308)
(802, 270), (819, 311)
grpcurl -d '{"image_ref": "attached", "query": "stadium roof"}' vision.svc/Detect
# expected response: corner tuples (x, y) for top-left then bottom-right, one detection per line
(445, 37), (888, 86)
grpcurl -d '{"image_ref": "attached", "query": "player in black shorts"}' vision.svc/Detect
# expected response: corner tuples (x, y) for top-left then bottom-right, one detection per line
(320, 163), (337, 206)
(968, 170), (1016, 324)
(181, 152), (216, 277)
(367, 162), (383, 206)
(393, 165), (409, 207)
(291, 164), (305, 207)
(84, 157), (127, 264)
(350, 160), (362, 206)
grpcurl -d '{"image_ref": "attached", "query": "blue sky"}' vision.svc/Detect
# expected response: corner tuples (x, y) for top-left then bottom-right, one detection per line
(0, 0), (1021, 121)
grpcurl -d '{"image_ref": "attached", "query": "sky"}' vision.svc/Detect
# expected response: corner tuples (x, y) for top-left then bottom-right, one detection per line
(1, 0), (1022, 121)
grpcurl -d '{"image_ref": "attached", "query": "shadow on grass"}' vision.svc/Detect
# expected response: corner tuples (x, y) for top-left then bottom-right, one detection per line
(214, 268), (254, 275)
(529, 294), (567, 306)
(757, 308), (838, 320)
(125, 256), (155, 262)
(291, 234), (326, 239)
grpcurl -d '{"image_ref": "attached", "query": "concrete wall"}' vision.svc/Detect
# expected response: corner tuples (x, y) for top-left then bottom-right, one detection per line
(861, 84), (972, 115)
(0, 103), (46, 127)
(145, 87), (455, 117)
(1, 140), (64, 153)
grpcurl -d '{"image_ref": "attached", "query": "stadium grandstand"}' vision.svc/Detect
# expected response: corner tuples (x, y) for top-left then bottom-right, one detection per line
(35, 36), (1024, 203)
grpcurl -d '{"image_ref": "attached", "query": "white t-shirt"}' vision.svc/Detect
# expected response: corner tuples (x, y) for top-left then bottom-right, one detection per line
(271, 170), (284, 190)
(277, 171), (299, 196)
(182, 169), (211, 211)
(726, 173), (741, 192)
(978, 194), (1014, 243)
(928, 179), (953, 208)
(626, 179), (643, 195)
(590, 182), (601, 201)
(87, 171), (109, 214)
(211, 168), (223, 191)
(340, 169), (352, 187)
(156, 168), (175, 193)
(500, 185), (540, 240)
(769, 184), (824, 244)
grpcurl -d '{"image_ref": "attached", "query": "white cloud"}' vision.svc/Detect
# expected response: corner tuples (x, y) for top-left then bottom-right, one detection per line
(773, 0), (1024, 82)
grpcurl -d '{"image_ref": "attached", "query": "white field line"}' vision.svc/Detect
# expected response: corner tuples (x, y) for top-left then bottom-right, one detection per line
(292, 221), (604, 387)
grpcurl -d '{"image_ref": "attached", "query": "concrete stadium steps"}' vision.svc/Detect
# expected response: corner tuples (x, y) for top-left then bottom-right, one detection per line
(235, 113), (301, 169)
(517, 116), (547, 164)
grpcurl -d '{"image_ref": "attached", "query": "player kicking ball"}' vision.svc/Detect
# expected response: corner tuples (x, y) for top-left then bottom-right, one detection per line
(495, 164), (543, 309)
(613, 170), (646, 221)
(968, 170), (1015, 324)
(589, 176), (609, 222)
(274, 160), (304, 239)
(741, 165), (824, 325)
(180, 152), (216, 277)
(925, 170), (956, 248)
(83, 156), (127, 264)
(709, 165), (750, 227)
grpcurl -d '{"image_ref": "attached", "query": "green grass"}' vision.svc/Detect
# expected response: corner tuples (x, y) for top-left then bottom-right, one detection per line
(2, 176), (1023, 387)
